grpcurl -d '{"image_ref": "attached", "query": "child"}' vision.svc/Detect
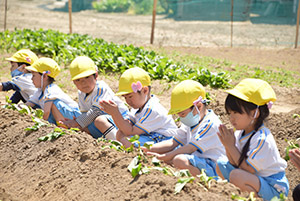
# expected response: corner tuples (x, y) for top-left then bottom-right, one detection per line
(1, 49), (38, 103)
(25, 57), (80, 126)
(216, 78), (289, 200)
(142, 80), (226, 177)
(99, 67), (177, 148)
(61, 56), (128, 140)
(289, 148), (300, 201)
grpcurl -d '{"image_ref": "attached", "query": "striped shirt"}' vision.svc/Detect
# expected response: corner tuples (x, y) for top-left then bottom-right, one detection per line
(76, 80), (128, 128)
(235, 125), (287, 177)
(12, 73), (37, 101)
(29, 83), (78, 109)
(128, 95), (177, 137)
(173, 109), (226, 162)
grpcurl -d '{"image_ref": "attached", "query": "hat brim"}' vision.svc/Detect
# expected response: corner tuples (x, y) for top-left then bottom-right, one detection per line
(168, 105), (193, 115)
(226, 89), (251, 103)
(115, 91), (131, 96)
(5, 57), (18, 62)
(25, 66), (38, 73)
(72, 70), (96, 81)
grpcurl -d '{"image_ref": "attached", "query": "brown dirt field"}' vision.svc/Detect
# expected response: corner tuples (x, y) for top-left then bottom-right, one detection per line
(0, 0), (300, 200)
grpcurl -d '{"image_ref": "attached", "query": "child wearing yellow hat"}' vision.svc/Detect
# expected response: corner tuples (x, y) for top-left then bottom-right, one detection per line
(142, 80), (226, 177)
(216, 78), (289, 200)
(100, 67), (177, 148)
(25, 57), (80, 126)
(1, 49), (38, 104)
(61, 56), (128, 140)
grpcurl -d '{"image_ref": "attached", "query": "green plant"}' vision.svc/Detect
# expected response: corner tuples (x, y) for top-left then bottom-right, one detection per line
(174, 176), (195, 194)
(38, 127), (70, 141)
(270, 193), (287, 201)
(0, 29), (230, 89)
(92, 0), (131, 12)
(284, 138), (300, 161)
(293, 114), (300, 119)
(231, 192), (256, 201)
(196, 169), (216, 189)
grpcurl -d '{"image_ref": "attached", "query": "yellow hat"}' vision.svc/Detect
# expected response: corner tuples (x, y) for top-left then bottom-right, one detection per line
(5, 49), (38, 65)
(169, 80), (206, 115)
(69, 56), (97, 80)
(25, 58), (60, 78)
(116, 67), (151, 96)
(226, 78), (276, 106)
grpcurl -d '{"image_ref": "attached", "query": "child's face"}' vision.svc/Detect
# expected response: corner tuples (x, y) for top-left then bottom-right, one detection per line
(10, 61), (19, 72)
(176, 107), (193, 118)
(122, 91), (147, 109)
(31, 72), (42, 88)
(227, 109), (255, 132)
(73, 75), (96, 94)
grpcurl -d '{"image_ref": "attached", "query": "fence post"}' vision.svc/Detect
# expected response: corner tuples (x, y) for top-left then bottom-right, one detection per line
(4, 0), (8, 30)
(68, 0), (72, 34)
(295, 0), (300, 48)
(150, 0), (157, 44)
(230, 0), (234, 47)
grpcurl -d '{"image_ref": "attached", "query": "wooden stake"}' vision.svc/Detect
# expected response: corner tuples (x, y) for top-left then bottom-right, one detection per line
(4, 0), (8, 30)
(230, 0), (234, 48)
(150, 0), (157, 44)
(295, 0), (300, 48)
(68, 0), (72, 34)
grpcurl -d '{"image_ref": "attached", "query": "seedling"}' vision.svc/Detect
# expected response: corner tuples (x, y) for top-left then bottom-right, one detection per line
(25, 116), (47, 131)
(127, 155), (142, 178)
(38, 127), (67, 141)
(196, 169), (216, 189)
(270, 193), (287, 201)
(293, 113), (300, 119)
(174, 176), (195, 194)
(231, 192), (256, 201)
(284, 138), (300, 161)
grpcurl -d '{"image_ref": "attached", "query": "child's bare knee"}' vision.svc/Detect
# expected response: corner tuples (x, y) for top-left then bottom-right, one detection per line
(173, 154), (188, 168)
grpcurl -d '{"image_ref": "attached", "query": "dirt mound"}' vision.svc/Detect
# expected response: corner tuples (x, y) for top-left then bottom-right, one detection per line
(0, 108), (247, 201)
(0, 99), (299, 200)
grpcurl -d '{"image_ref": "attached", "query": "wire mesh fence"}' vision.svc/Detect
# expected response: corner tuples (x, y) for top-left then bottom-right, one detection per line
(0, 0), (299, 48)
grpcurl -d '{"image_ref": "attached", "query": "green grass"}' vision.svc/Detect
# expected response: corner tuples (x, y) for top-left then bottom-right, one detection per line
(151, 48), (300, 88)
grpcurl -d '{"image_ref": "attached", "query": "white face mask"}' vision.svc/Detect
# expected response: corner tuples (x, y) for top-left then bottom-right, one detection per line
(180, 107), (200, 127)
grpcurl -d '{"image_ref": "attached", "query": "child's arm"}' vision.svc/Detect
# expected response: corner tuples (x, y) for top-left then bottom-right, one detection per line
(218, 124), (255, 173)
(100, 100), (144, 136)
(289, 148), (300, 172)
(0, 81), (19, 92)
(42, 101), (52, 120)
(142, 138), (179, 154)
(147, 143), (197, 162)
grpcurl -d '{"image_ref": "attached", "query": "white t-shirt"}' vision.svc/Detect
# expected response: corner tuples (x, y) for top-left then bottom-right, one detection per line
(173, 109), (226, 162)
(128, 95), (177, 137)
(78, 80), (128, 115)
(29, 83), (78, 109)
(235, 126), (287, 177)
(12, 73), (37, 101)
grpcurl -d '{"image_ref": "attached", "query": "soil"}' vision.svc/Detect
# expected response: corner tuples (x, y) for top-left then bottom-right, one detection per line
(0, 0), (300, 201)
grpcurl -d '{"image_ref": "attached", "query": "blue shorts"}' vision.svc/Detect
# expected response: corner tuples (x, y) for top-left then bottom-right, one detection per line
(217, 159), (289, 201)
(186, 155), (217, 177)
(47, 99), (81, 125)
(133, 132), (172, 147)
(88, 111), (129, 139)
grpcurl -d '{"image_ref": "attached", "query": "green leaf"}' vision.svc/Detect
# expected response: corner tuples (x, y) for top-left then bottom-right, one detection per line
(174, 177), (194, 194)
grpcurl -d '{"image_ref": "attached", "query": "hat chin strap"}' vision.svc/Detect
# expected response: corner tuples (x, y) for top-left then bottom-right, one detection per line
(250, 106), (259, 125)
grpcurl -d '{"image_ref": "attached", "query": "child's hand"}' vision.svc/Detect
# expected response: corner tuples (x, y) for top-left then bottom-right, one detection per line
(289, 148), (300, 172)
(217, 124), (236, 148)
(60, 117), (80, 129)
(141, 146), (150, 153)
(99, 100), (119, 115)
(145, 152), (171, 161)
